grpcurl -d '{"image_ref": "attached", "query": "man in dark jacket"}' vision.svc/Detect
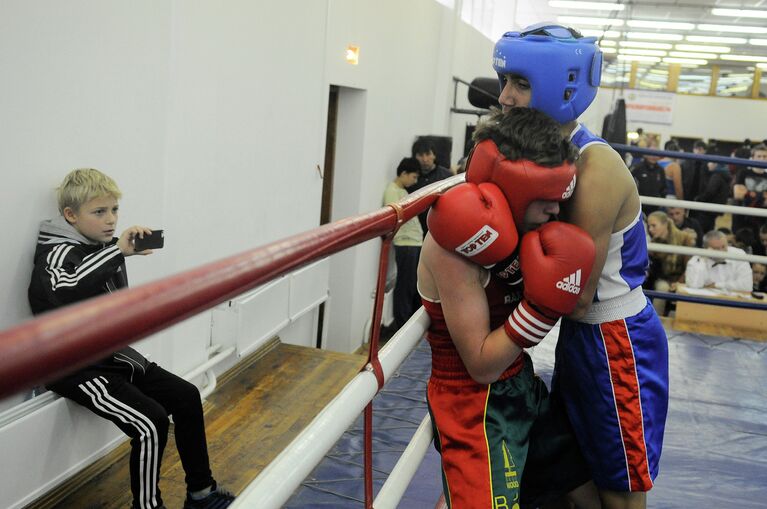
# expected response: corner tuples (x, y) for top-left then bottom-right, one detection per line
(630, 148), (666, 216)
(405, 138), (453, 235)
(693, 152), (732, 234)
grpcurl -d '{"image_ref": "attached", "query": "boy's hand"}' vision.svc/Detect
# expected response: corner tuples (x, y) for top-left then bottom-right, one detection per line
(118, 226), (155, 256)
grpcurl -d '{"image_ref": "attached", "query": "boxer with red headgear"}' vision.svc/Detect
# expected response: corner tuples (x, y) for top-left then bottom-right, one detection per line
(494, 23), (669, 509)
(418, 108), (601, 509)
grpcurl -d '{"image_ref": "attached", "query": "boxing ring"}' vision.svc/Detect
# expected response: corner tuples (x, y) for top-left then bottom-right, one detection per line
(0, 147), (766, 508)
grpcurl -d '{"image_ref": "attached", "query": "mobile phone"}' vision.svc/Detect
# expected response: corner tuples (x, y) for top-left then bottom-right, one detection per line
(134, 230), (164, 251)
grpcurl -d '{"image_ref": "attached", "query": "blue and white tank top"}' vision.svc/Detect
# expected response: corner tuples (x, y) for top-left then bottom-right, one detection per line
(569, 123), (648, 302)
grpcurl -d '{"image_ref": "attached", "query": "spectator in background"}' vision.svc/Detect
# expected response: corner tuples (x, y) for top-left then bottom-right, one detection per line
(685, 230), (752, 292)
(732, 143), (767, 241)
(735, 227), (757, 254)
(667, 206), (703, 247)
(405, 138), (453, 235)
(680, 140), (707, 202)
(630, 138), (666, 216)
(758, 223), (767, 256)
(646, 211), (696, 315)
(659, 140), (683, 199)
(382, 158), (424, 339)
(718, 227), (735, 246)
(693, 147), (731, 234)
(28, 168), (235, 509)
(752, 262), (767, 292)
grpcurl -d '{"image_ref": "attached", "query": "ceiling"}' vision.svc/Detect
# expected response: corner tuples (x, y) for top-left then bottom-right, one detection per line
(524, 1), (767, 94)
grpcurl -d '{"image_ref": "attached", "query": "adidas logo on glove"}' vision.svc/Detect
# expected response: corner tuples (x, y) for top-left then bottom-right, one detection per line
(556, 269), (582, 294)
(561, 176), (577, 200)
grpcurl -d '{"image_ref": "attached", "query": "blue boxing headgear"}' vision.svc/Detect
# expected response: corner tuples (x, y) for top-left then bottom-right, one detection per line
(493, 23), (602, 124)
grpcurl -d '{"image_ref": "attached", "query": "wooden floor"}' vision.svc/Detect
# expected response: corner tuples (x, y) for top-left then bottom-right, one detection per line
(29, 340), (367, 509)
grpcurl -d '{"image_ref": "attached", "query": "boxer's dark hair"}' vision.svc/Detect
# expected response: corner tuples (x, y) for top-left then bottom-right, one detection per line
(472, 108), (577, 167)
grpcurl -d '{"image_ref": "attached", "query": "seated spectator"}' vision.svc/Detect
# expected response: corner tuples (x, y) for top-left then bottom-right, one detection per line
(732, 143), (767, 241)
(685, 230), (753, 292)
(646, 211), (696, 314)
(659, 140), (683, 198)
(667, 206), (703, 247)
(692, 149), (732, 234)
(631, 139), (666, 216)
(735, 227), (757, 254)
(752, 262), (767, 292)
(718, 227), (735, 246)
(759, 223), (767, 256)
(680, 140), (707, 201)
(28, 168), (235, 509)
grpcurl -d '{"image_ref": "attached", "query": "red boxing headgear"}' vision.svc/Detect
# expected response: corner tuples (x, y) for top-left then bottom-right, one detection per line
(465, 140), (577, 227)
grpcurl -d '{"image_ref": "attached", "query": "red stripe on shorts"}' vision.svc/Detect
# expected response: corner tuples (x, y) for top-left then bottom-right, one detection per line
(428, 383), (494, 507)
(600, 319), (653, 491)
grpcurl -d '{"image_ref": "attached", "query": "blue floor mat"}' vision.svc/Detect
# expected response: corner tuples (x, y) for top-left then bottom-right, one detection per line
(286, 327), (767, 508)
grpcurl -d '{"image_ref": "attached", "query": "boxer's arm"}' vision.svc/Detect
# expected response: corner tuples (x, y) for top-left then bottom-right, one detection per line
(420, 236), (522, 384)
(564, 146), (635, 319)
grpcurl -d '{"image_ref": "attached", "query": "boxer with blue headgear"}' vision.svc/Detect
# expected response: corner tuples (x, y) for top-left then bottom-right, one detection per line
(493, 23), (602, 124)
(491, 22), (670, 509)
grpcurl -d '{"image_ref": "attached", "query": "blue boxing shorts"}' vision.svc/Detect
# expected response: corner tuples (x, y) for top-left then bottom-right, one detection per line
(553, 300), (669, 492)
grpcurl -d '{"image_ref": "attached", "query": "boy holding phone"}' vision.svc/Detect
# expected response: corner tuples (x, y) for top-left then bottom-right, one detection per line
(28, 168), (234, 509)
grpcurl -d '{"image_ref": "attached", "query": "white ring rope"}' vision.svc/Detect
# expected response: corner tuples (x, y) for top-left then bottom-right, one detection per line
(230, 309), (431, 509)
(648, 243), (767, 265)
(641, 195), (767, 218)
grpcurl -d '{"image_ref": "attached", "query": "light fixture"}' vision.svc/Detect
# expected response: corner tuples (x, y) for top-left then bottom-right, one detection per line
(617, 54), (661, 63)
(627, 32), (684, 41)
(698, 24), (767, 34)
(600, 47), (617, 53)
(711, 8), (767, 19)
(619, 48), (667, 57)
(648, 69), (669, 75)
(639, 81), (665, 89)
(749, 39), (767, 46)
(720, 54), (767, 62)
(627, 20), (695, 30)
(686, 35), (747, 44)
(598, 40), (617, 46)
(557, 16), (624, 26)
(580, 29), (621, 38)
(549, 1), (625, 10)
(675, 44), (730, 53)
(679, 74), (709, 80)
(663, 57), (708, 65)
(757, 63), (767, 69)
(345, 45), (360, 65)
(619, 41), (673, 50)
(669, 51), (719, 60)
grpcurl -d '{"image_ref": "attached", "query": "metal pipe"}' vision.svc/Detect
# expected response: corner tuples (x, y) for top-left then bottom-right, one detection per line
(613, 143), (767, 169)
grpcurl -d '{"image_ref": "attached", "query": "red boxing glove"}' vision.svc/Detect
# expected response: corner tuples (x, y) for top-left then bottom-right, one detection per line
(427, 182), (519, 266)
(504, 222), (595, 348)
